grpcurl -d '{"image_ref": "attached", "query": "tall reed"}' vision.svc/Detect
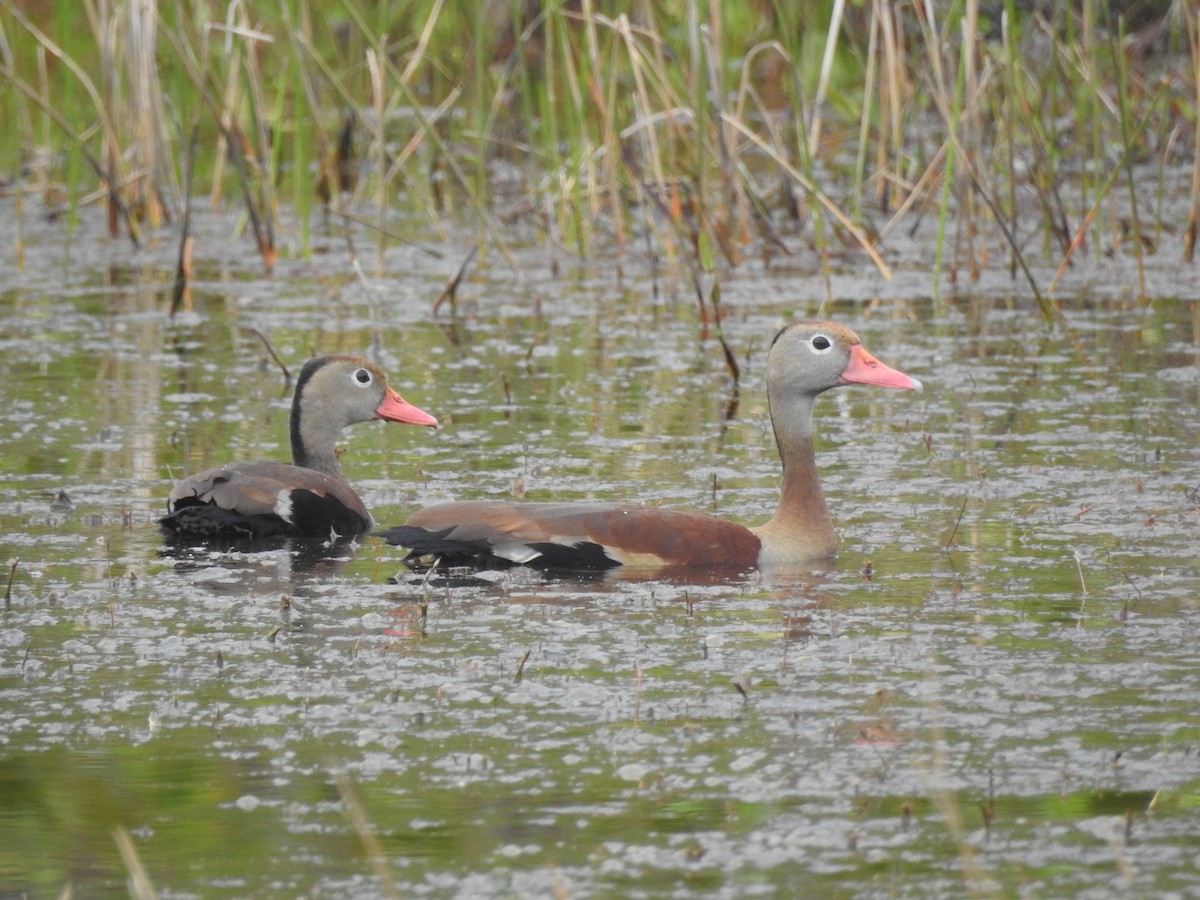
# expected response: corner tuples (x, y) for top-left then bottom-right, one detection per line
(0, 0), (1192, 296)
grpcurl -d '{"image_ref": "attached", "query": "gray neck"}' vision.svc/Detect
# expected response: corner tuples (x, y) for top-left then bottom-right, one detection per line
(752, 392), (837, 560)
(291, 393), (344, 478)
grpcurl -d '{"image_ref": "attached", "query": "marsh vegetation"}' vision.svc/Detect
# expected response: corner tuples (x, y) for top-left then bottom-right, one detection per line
(1, 2), (1199, 897)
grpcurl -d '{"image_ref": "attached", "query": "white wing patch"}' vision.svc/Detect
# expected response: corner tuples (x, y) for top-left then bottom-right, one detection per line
(491, 542), (544, 564)
(274, 490), (294, 524)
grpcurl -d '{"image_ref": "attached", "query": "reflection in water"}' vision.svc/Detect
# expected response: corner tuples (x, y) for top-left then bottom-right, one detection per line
(158, 535), (361, 589)
(384, 551), (836, 591)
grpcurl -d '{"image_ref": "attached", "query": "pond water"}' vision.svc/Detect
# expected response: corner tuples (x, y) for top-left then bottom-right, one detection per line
(1, 199), (1199, 898)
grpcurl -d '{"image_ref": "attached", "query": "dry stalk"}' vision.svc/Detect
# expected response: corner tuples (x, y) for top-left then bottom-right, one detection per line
(368, 46), (386, 276)
(330, 768), (402, 900)
(1185, 1), (1200, 261)
(4, 558), (18, 605)
(722, 114), (893, 279)
(5, 3), (139, 245)
(113, 826), (159, 900)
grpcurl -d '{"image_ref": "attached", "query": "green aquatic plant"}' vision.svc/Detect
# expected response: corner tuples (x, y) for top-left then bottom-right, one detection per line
(0, 0), (1191, 294)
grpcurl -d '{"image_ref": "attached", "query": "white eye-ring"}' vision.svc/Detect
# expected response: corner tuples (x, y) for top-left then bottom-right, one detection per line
(353, 368), (373, 385)
(810, 334), (833, 353)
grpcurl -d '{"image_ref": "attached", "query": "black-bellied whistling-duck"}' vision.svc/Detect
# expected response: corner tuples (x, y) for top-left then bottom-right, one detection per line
(377, 321), (921, 571)
(161, 355), (437, 540)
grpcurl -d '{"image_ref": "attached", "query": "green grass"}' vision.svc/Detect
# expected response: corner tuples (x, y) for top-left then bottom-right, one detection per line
(0, 0), (1191, 292)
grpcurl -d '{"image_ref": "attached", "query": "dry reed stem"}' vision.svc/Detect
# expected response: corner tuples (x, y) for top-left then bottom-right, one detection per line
(84, 0), (119, 237)
(283, 21), (337, 207)
(853, 10), (879, 220)
(960, 0), (981, 278)
(723, 114), (892, 279)
(4, 557), (16, 605)
(381, 0), (459, 223)
(809, 0), (847, 160)
(433, 244), (478, 316)
(207, 14), (242, 209)
(1048, 82), (1169, 292)
(0, 16), (32, 142)
(8, 1), (139, 243)
(703, 16), (748, 260)
(944, 497), (969, 550)
(578, 0), (624, 241)
(920, 667), (994, 899)
(731, 43), (798, 255)
(158, 16), (275, 271)
(878, 1), (908, 210)
(127, 0), (169, 228)
(1186, 1), (1200, 261)
(1001, 8), (1020, 279)
(878, 140), (949, 241)
(368, 46), (386, 276)
(914, 0), (958, 297)
(401, 0), (445, 85)
(0, 57), (140, 246)
(328, 3), (514, 266)
(614, 12), (673, 256)
(168, 126), (197, 317)
(113, 826), (159, 900)
(1110, 23), (1147, 299)
(1, 1), (1189, 286)
(236, 12), (276, 265)
(330, 768), (402, 900)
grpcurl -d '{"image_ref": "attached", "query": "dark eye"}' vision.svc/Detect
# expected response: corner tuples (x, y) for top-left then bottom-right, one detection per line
(354, 368), (372, 384)
(811, 335), (832, 351)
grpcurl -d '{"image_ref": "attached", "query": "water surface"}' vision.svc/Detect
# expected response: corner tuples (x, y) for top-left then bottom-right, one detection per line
(1, 202), (1198, 897)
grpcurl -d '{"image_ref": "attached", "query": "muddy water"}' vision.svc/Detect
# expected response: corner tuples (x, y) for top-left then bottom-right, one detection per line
(1, 203), (1199, 898)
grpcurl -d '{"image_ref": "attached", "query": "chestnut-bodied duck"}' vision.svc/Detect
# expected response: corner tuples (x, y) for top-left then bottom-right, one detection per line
(377, 321), (920, 571)
(162, 355), (437, 540)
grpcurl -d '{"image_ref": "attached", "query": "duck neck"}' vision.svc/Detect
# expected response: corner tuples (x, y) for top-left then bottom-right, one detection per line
(290, 396), (344, 479)
(754, 394), (837, 560)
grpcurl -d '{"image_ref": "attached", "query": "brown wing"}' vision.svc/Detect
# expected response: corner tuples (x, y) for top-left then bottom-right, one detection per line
(399, 500), (761, 569)
(164, 461), (370, 538)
